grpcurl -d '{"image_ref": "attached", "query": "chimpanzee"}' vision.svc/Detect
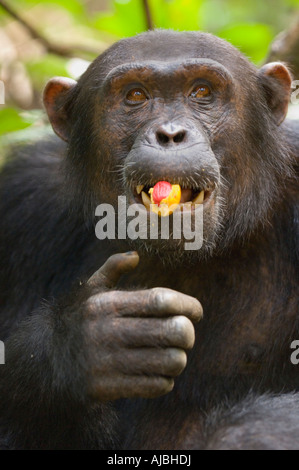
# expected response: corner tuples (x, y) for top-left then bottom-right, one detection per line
(0, 29), (298, 450)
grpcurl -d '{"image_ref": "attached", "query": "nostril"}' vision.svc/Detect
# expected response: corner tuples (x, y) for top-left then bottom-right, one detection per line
(173, 131), (186, 143)
(156, 132), (170, 145)
(155, 126), (188, 146)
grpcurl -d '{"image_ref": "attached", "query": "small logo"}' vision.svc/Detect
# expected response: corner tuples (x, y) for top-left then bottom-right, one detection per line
(290, 340), (299, 365)
(0, 341), (4, 365)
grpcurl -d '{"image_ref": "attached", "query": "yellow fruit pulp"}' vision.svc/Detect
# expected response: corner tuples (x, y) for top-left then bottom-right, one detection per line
(148, 184), (181, 217)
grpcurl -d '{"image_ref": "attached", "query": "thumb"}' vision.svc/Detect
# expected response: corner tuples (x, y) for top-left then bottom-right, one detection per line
(87, 252), (139, 290)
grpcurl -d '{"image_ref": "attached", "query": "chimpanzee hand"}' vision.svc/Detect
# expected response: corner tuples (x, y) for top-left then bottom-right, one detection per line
(80, 252), (202, 401)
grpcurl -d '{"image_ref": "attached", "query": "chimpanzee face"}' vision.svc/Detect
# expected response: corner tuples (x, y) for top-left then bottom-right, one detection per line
(44, 30), (292, 262)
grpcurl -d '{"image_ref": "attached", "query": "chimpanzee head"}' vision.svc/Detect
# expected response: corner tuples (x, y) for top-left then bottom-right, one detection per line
(43, 30), (293, 262)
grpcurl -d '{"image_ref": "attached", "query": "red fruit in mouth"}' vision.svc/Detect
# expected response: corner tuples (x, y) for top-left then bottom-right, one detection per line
(151, 181), (172, 204)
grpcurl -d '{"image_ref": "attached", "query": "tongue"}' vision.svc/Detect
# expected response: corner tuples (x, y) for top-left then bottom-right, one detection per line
(180, 188), (192, 203)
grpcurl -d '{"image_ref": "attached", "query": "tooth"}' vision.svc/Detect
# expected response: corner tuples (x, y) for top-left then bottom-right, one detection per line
(159, 205), (171, 217)
(193, 190), (204, 204)
(150, 203), (178, 217)
(150, 204), (159, 215)
(141, 191), (151, 208)
(136, 185), (144, 194)
(158, 204), (171, 217)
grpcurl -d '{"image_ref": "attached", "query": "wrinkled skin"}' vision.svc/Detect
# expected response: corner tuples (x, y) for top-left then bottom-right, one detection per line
(0, 30), (298, 450)
(83, 252), (202, 400)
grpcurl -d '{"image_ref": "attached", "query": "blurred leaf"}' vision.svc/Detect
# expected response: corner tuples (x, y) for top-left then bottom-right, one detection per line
(285, 0), (299, 6)
(26, 55), (70, 90)
(0, 123), (53, 147)
(199, 0), (233, 32)
(217, 23), (273, 63)
(43, 0), (86, 17)
(0, 108), (33, 136)
(9, 0), (86, 18)
(200, 0), (293, 36)
(94, 0), (203, 36)
(93, 0), (145, 37)
(151, 0), (203, 30)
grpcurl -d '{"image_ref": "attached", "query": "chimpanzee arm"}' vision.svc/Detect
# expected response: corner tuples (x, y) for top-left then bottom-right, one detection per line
(0, 308), (118, 450)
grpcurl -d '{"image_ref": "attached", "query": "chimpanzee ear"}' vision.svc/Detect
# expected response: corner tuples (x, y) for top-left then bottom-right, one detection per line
(258, 62), (292, 125)
(43, 77), (77, 142)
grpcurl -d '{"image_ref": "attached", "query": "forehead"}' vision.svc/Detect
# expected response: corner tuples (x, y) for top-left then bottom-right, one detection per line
(101, 30), (254, 74)
(81, 30), (257, 90)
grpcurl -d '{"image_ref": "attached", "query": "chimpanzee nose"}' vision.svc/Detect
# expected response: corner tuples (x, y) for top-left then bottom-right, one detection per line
(156, 124), (187, 146)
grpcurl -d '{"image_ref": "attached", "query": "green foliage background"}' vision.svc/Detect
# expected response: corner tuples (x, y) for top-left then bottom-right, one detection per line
(0, 0), (299, 145)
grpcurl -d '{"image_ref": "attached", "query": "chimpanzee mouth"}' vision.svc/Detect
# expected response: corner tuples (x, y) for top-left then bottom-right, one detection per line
(132, 184), (213, 213)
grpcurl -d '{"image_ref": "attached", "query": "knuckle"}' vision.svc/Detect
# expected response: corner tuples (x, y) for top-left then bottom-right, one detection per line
(171, 315), (191, 333)
(86, 291), (119, 317)
(150, 287), (177, 311)
(190, 299), (203, 321)
(83, 293), (109, 319)
(166, 348), (187, 376)
(159, 377), (175, 395)
(149, 377), (174, 397)
(169, 315), (195, 349)
(83, 297), (99, 319)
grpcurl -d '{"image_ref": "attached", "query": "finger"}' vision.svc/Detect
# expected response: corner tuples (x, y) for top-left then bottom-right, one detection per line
(90, 375), (174, 401)
(87, 252), (139, 290)
(112, 348), (187, 377)
(96, 316), (195, 349)
(90, 288), (203, 323)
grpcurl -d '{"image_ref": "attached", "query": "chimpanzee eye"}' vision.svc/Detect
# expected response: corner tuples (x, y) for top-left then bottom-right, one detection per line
(126, 88), (148, 104)
(189, 84), (211, 99)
